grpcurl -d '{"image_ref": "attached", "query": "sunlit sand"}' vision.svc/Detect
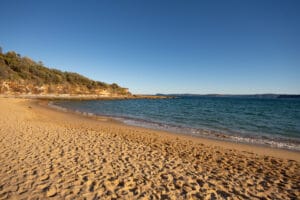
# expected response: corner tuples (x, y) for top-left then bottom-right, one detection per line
(0, 98), (299, 199)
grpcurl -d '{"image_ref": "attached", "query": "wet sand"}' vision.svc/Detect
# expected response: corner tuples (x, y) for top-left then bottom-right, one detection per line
(0, 97), (299, 199)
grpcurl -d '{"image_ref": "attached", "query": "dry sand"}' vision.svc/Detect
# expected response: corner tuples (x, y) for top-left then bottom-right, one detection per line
(0, 98), (299, 199)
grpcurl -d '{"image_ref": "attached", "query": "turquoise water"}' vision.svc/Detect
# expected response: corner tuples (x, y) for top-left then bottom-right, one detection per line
(53, 97), (300, 150)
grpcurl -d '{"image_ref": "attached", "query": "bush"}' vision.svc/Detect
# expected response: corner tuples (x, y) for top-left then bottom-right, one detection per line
(0, 49), (129, 95)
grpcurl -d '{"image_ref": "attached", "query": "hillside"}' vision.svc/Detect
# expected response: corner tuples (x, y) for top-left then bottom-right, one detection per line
(0, 50), (130, 96)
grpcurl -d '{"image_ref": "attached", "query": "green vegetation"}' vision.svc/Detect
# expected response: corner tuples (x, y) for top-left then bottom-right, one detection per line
(0, 49), (130, 95)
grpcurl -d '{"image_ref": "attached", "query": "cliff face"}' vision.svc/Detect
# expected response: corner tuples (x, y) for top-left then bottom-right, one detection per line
(0, 50), (130, 96)
(0, 81), (130, 96)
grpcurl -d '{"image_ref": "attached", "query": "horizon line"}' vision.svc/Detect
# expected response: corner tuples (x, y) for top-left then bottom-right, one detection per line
(149, 93), (300, 96)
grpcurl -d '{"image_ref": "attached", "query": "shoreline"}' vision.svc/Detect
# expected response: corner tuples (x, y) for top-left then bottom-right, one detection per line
(49, 99), (300, 154)
(1, 97), (299, 199)
(44, 99), (300, 161)
(0, 94), (172, 101)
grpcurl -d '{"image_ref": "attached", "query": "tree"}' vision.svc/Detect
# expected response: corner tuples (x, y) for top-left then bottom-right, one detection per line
(0, 49), (130, 95)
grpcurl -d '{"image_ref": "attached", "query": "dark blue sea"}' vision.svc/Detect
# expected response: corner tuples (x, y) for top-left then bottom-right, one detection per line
(52, 97), (300, 150)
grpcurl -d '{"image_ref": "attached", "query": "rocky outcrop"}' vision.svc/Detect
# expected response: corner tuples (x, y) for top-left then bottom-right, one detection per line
(0, 81), (129, 96)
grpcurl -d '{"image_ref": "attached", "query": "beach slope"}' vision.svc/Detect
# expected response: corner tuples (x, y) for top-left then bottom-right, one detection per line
(0, 98), (299, 199)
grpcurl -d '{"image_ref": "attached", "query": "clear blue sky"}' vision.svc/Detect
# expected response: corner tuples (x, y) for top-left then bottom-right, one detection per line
(1, 0), (299, 94)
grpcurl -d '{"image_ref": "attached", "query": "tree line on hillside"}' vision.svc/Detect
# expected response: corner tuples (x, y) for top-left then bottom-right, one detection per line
(0, 47), (129, 95)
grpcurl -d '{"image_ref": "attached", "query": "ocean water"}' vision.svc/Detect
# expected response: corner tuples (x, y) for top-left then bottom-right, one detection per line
(52, 97), (300, 150)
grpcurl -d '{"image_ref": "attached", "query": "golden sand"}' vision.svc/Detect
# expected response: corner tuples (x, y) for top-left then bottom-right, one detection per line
(0, 98), (299, 199)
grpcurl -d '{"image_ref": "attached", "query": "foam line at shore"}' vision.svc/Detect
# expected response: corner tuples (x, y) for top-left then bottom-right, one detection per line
(49, 101), (300, 151)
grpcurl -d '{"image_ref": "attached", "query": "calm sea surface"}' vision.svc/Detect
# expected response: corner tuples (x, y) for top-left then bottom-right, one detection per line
(53, 97), (300, 150)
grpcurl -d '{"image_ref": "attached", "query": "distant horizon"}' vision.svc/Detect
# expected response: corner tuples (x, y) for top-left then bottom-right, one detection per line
(154, 93), (300, 96)
(1, 0), (299, 94)
(2, 47), (300, 96)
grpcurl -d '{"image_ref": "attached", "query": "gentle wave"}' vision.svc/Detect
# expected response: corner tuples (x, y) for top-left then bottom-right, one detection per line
(49, 99), (300, 151)
(117, 117), (300, 151)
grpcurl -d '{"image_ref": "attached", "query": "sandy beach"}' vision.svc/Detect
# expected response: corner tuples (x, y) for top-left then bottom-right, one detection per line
(0, 98), (299, 199)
